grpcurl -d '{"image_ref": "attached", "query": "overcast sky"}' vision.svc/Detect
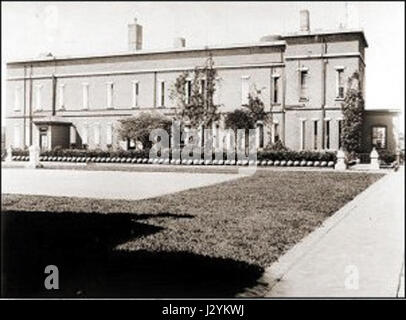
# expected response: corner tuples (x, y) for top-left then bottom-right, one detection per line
(2, 1), (404, 130)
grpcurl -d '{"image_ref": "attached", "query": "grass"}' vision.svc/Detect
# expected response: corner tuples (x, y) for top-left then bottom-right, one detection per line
(2, 171), (382, 268)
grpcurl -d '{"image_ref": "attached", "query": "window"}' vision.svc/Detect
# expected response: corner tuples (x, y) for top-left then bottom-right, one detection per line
(35, 85), (43, 111)
(13, 125), (21, 148)
(257, 122), (264, 149)
(186, 80), (192, 104)
(273, 123), (280, 143)
(106, 123), (113, 146)
(82, 83), (89, 109)
(159, 81), (165, 107)
(213, 76), (220, 105)
(200, 79), (206, 97)
(313, 120), (318, 150)
(299, 69), (308, 100)
(325, 120), (330, 149)
(14, 86), (22, 111)
(70, 126), (77, 145)
(241, 76), (250, 105)
(132, 81), (139, 108)
(106, 82), (114, 109)
(58, 84), (65, 110)
(338, 120), (343, 149)
(82, 123), (88, 145)
(300, 120), (306, 150)
(371, 126), (387, 149)
(336, 68), (345, 99)
(94, 123), (101, 145)
(272, 75), (279, 104)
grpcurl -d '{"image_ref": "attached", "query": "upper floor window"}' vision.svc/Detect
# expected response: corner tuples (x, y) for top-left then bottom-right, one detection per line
(82, 83), (89, 110)
(14, 86), (22, 111)
(371, 126), (386, 149)
(272, 74), (280, 104)
(132, 80), (139, 108)
(335, 67), (345, 99)
(35, 84), (43, 111)
(299, 68), (308, 100)
(58, 84), (65, 110)
(241, 76), (250, 105)
(106, 82), (114, 109)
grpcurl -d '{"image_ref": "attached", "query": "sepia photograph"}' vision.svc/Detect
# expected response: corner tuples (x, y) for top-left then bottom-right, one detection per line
(1, 0), (404, 307)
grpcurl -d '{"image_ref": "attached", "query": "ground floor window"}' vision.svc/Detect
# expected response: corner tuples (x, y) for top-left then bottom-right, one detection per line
(325, 120), (330, 149)
(338, 120), (342, 149)
(313, 120), (318, 150)
(371, 126), (387, 149)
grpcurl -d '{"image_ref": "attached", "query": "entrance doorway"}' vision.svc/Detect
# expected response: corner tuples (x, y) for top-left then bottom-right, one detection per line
(39, 132), (48, 151)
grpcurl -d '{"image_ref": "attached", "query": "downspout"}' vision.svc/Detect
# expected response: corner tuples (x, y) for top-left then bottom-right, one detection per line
(51, 74), (57, 116)
(23, 65), (27, 147)
(321, 40), (327, 150)
(281, 48), (286, 144)
(28, 64), (33, 146)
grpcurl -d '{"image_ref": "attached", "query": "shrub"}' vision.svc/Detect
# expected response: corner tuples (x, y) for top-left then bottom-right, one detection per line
(263, 140), (289, 151)
(378, 150), (396, 164)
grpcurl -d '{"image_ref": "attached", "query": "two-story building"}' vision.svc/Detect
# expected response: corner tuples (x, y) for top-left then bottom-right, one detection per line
(5, 10), (400, 153)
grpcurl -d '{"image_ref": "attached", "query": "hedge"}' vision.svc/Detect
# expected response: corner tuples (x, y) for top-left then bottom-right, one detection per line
(10, 147), (337, 163)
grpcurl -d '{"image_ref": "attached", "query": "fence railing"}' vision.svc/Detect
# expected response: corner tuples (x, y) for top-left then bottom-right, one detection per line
(358, 153), (371, 164)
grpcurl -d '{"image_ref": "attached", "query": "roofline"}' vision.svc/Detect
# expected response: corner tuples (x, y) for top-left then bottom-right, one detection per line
(365, 108), (401, 114)
(6, 40), (286, 65)
(282, 28), (368, 48)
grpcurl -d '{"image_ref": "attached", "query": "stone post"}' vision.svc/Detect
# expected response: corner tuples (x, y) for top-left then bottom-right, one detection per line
(370, 147), (380, 170)
(5, 146), (13, 162)
(334, 148), (347, 170)
(27, 145), (41, 168)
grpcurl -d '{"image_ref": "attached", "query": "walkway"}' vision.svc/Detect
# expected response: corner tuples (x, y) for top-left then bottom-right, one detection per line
(265, 167), (404, 297)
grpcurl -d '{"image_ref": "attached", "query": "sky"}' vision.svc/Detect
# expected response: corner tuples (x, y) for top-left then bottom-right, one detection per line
(2, 1), (405, 130)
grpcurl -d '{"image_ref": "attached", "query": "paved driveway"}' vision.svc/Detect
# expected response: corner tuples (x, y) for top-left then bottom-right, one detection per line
(1, 168), (243, 200)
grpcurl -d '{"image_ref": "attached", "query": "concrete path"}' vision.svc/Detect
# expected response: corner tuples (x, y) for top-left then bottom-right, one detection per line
(1, 168), (242, 200)
(265, 167), (404, 297)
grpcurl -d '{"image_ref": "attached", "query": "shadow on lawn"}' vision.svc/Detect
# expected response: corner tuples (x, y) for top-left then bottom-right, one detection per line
(1, 210), (263, 298)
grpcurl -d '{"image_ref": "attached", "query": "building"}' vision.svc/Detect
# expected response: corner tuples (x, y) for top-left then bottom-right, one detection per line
(5, 10), (401, 153)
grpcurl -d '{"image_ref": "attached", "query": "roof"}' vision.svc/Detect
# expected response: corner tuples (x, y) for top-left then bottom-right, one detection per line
(282, 28), (368, 48)
(33, 116), (72, 125)
(365, 109), (401, 114)
(6, 40), (286, 65)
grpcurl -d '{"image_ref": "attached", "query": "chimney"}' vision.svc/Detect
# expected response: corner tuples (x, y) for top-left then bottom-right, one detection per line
(128, 18), (143, 51)
(300, 10), (310, 32)
(173, 37), (186, 48)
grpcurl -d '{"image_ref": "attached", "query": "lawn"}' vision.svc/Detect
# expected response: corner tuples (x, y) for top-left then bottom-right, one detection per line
(2, 171), (382, 267)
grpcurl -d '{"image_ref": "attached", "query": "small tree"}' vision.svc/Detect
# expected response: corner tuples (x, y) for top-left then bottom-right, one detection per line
(117, 112), (172, 150)
(170, 55), (220, 129)
(341, 72), (364, 158)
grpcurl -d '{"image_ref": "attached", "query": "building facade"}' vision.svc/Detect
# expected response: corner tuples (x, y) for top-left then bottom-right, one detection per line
(4, 11), (400, 153)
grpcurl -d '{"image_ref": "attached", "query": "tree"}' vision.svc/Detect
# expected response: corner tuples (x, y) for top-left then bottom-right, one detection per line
(117, 112), (172, 150)
(341, 72), (365, 158)
(170, 54), (220, 129)
(224, 109), (256, 132)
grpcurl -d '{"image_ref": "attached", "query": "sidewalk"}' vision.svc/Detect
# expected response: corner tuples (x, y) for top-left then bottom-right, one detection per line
(264, 167), (404, 297)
